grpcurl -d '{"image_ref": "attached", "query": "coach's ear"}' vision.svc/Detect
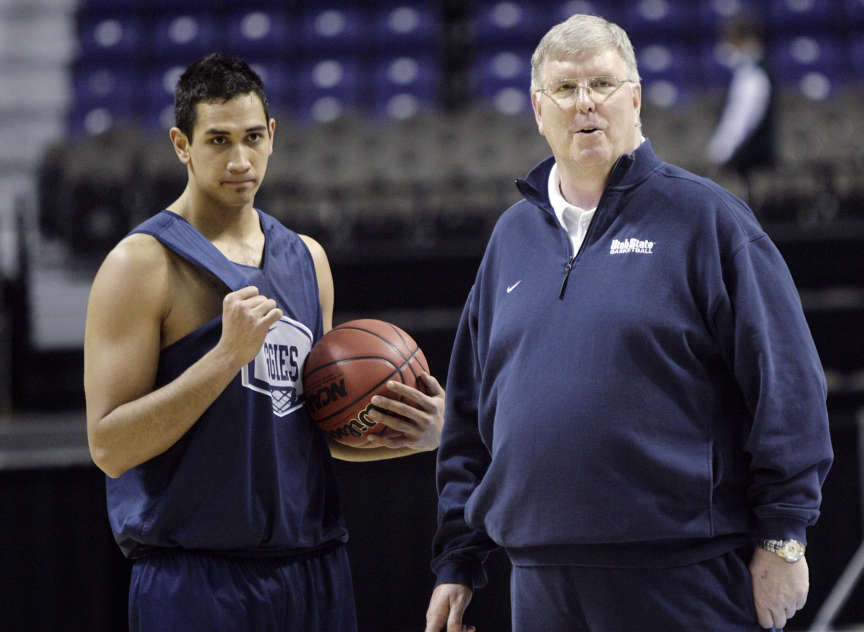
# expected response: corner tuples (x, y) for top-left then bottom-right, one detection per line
(169, 127), (191, 165)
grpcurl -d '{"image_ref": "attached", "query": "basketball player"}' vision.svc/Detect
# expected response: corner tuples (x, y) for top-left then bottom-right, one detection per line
(84, 54), (444, 631)
(425, 14), (832, 632)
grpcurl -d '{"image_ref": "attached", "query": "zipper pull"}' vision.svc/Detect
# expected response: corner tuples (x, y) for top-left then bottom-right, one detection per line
(559, 257), (575, 299)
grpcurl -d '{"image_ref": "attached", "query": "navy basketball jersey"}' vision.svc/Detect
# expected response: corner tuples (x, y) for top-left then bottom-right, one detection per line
(106, 210), (347, 558)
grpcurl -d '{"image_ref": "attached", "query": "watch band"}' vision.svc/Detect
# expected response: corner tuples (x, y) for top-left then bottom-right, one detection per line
(759, 538), (806, 563)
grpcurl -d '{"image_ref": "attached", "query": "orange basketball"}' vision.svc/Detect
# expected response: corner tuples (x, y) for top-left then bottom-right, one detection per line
(303, 319), (429, 446)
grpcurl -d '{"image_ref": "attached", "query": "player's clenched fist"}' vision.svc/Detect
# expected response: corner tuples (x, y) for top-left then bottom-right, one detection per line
(218, 286), (283, 366)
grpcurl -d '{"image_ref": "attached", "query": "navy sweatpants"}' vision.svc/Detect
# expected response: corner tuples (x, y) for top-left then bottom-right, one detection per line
(511, 548), (779, 631)
(129, 545), (357, 632)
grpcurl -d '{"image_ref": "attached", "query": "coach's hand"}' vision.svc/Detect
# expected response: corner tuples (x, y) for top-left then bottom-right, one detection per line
(425, 583), (474, 632)
(364, 373), (445, 452)
(750, 547), (809, 629)
(218, 286), (282, 367)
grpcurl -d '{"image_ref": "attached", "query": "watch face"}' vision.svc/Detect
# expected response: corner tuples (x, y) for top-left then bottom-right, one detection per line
(780, 540), (804, 561)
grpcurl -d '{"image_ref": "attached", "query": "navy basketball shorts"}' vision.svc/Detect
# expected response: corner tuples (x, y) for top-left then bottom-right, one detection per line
(510, 548), (778, 632)
(128, 544), (357, 632)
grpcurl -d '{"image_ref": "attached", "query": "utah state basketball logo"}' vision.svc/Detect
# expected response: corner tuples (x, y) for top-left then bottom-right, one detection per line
(241, 317), (314, 417)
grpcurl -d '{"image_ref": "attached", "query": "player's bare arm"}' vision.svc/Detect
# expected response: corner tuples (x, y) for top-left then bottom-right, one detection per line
(300, 234), (445, 462)
(300, 235), (334, 334)
(85, 234), (282, 477)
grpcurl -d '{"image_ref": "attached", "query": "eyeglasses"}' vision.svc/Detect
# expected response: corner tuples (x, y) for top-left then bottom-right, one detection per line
(536, 75), (636, 107)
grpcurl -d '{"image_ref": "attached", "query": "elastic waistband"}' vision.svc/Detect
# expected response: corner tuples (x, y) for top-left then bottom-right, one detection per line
(506, 534), (750, 569)
(135, 539), (346, 564)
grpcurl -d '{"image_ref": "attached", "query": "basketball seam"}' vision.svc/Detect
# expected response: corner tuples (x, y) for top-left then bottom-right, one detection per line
(388, 323), (417, 384)
(305, 354), (400, 375)
(334, 325), (411, 362)
(306, 348), (426, 424)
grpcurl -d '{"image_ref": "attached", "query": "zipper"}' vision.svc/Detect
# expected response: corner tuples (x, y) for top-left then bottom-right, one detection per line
(558, 209), (599, 300)
(556, 157), (629, 299)
(559, 256), (575, 299)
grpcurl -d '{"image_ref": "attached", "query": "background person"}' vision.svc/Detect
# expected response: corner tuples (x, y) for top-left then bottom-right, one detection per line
(706, 14), (776, 204)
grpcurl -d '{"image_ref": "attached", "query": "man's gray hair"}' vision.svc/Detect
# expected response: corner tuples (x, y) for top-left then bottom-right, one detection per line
(530, 14), (641, 92)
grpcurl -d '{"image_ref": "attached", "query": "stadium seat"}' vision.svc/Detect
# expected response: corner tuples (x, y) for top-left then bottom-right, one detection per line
(72, 63), (137, 113)
(851, 33), (864, 79)
(774, 45), (846, 102)
(472, 48), (533, 115)
(770, 34), (844, 81)
(246, 60), (295, 115)
(141, 64), (186, 129)
(696, 0), (764, 32)
(768, 0), (839, 33)
(295, 58), (364, 122)
(473, 48), (532, 94)
(636, 41), (701, 106)
(67, 102), (136, 136)
(76, 14), (142, 61)
(76, 0), (138, 13)
(696, 40), (733, 89)
(472, 1), (544, 46)
(372, 2), (440, 52)
(538, 0), (617, 23)
(299, 6), (369, 54)
(151, 0), (224, 9)
(150, 14), (221, 61)
(847, 0), (864, 24)
(224, 9), (293, 58)
(370, 55), (440, 118)
(618, 0), (699, 37)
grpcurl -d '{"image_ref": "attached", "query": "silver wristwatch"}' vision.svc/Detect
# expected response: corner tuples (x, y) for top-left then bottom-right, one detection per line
(759, 538), (806, 563)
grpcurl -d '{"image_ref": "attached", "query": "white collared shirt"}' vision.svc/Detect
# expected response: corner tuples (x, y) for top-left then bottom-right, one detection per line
(549, 138), (647, 256)
(548, 162), (596, 257)
(706, 56), (771, 164)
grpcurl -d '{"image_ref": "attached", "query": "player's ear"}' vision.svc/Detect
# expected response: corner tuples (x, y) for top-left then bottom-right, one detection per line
(169, 127), (191, 165)
(267, 117), (276, 155)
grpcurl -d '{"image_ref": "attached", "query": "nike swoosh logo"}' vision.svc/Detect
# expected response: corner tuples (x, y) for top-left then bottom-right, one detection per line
(506, 281), (521, 293)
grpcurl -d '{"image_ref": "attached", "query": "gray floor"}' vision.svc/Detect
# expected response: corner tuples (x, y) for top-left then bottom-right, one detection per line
(0, 410), (90, 470)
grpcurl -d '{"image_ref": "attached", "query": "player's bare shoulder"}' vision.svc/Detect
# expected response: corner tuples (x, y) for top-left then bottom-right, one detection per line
(299, 234), (327, 263)
(298, 234), (333, 290)
(84, 234), (170, 356)
(299, 234), (334, 333)
(95, 233), (171, 303)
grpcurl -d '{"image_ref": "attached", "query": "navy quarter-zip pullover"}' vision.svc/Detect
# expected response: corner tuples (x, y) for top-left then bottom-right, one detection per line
(431, 141), (833, 588)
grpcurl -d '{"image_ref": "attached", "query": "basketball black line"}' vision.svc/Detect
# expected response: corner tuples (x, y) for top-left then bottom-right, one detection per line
(305, 354), (399, 376)
(310, 364), (401, 424)
(386, 322), (422, 384)
(383, 323), (428, 374)
(305, 347), (426, 425)
(334, 323), (426, 391)
(388, 322), (411, 355)
(333, 324), (413, 363)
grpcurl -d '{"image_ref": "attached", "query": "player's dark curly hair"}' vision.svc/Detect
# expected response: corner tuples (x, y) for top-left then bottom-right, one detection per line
(174, 53), (270, 142)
